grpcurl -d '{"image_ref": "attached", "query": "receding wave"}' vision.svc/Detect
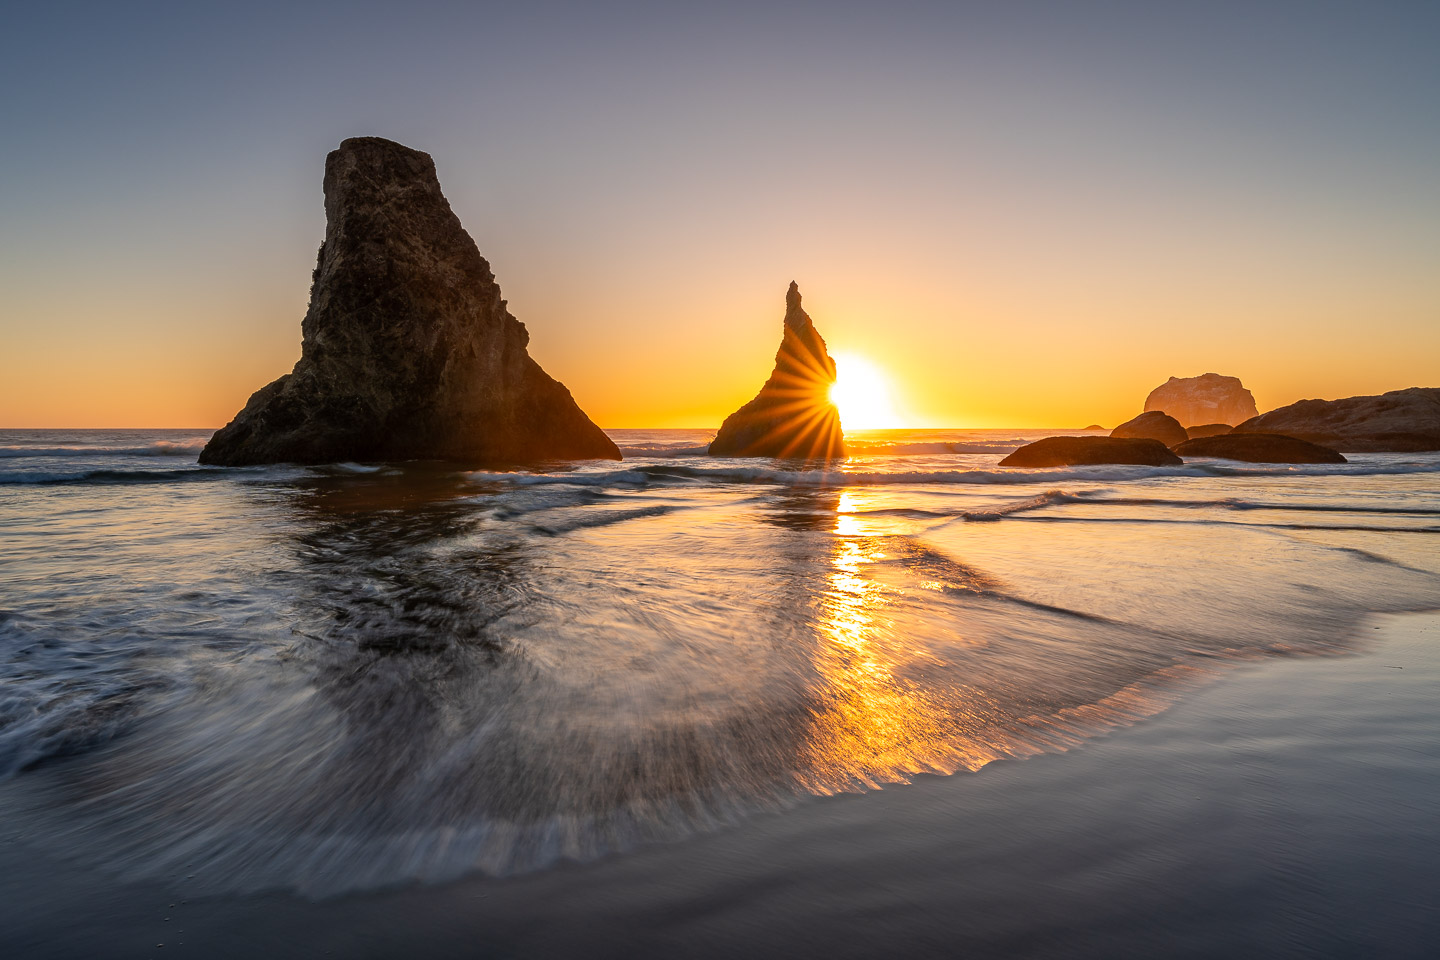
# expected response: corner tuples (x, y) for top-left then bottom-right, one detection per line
(956, 489), (1079, 521)
(5, 476), (1440, 898)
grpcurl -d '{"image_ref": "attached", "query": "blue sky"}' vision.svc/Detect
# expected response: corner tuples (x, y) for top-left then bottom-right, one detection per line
(2, 1), (1437, 426)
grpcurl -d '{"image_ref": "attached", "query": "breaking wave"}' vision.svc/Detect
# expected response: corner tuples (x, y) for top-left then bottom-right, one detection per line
(0, 441), (205, 458)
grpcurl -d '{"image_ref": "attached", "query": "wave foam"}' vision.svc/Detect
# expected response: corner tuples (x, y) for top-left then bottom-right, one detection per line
(959, 490), (1079, 521)
(616, 444), (712, 458)
(0, 442), (205, 459)
(468, 456), (1440, 491)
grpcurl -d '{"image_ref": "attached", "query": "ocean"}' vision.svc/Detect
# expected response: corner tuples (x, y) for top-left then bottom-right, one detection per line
(2, 427), (1439, 955)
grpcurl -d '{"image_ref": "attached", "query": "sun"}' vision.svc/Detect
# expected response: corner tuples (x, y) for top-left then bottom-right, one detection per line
(829, 354), (903, 430)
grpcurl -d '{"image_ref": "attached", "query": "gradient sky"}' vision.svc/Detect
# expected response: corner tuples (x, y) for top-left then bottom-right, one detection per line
(2, 0), (1437, 428)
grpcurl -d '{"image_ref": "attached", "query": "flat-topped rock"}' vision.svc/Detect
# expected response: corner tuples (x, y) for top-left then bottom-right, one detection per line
(1110, 411), (1188, 448)
(708, 282), (844, 459)
(1173, 433), (1347, 464)
(1144, 373), (1258, 427)
(1235, 388), (1440, 452)
(1000, 436), (1182, 468)
(200, 137), (619, 466)
(1186, 423), (1233, 440)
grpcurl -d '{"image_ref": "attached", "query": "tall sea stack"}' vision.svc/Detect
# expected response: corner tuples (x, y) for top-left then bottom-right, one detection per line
(200, 137), (619, 466)
(708, 283), (844, 459)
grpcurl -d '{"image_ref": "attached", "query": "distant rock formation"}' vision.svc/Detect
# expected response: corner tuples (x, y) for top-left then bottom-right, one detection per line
(1235, 388), (1440, 452)
(1000, 437), (1182, 467)
(1173, 433), (1347, 464)
(1110, 411), (1188, 448)
(1144, 373), (1258, 427)
(1083, 424), (1105, 431)
(1185, 423), (1233, 440)
(200, 137), (619, 466)
(708, 282), (844, 459)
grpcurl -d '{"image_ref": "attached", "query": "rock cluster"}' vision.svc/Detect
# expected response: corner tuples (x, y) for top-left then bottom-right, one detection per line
(1236, 388), (1440, 452)
(200, 137), (619, 466)
(708, 282), (844, 459)
(1144, 373), (1258, 427)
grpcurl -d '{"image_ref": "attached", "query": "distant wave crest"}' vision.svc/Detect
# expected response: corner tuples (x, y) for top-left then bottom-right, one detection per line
(0, 442), (205, 459)
(465, 458), (1440, 492)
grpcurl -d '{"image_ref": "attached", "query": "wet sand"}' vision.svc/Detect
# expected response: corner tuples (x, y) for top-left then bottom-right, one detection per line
(4, 611), (1437, 959)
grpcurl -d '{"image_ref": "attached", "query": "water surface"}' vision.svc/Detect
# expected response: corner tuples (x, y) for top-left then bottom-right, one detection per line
(2, 427), (1437, 895)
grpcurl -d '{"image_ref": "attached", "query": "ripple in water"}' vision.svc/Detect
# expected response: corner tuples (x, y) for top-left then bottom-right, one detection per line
(2, 456), (1439, 896)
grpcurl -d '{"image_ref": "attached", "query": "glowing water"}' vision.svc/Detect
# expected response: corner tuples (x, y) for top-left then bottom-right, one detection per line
(1, 428), (1437, 895)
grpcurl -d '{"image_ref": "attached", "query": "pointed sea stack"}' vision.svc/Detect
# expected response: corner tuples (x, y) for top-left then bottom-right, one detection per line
(200, 137), (619, 466)
(708, 283), (844, 459)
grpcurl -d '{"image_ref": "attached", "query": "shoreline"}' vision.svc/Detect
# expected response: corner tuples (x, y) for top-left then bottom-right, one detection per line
(4, 611), (1437, 959)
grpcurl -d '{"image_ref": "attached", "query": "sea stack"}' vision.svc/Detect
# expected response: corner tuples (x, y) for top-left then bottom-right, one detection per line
(200, 137), (619, 466)
(708, 282), (844, 459)
(1144, 373), (1258, 427)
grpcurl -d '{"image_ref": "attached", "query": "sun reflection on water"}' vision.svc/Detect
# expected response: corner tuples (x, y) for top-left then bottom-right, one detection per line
(801, 490), (1003, 793)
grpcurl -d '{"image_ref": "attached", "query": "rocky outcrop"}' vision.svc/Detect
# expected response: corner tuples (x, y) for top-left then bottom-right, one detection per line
(1144, 373), (1258, 427)
(707, 282), (844, 459)
(1186, 423), (1233, 440)
(200, 137), (619, 466)
(1000, 437), (1182, 467)
(1110, 411), (1188, 448)
(1235, 388), (1440, 452)
(1173, 433), (1347, 464)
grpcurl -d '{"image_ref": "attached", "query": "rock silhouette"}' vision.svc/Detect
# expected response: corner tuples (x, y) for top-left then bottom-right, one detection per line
(1000, 437), (1182, 467)
(1144, 373), (1258, 427)
(1185, 423), (1233, 440)
(708, 282), (844, 459)
(1236, 388), (1440, 452)
(1173, 433), (1346, 464)
(1111, 411), (1188, 448)
(200, 137), (619, 466)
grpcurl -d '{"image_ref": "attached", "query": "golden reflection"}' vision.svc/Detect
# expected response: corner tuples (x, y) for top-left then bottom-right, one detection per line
(799, 489), (1005, 793)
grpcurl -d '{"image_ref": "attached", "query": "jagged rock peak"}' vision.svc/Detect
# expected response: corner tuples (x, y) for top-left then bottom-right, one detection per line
(200, 137), (619, 466)
(708, 282), (844, 459)
(784, 280), (806, 330)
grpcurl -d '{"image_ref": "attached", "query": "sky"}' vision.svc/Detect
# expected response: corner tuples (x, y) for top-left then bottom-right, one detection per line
(1, 0), (1437, 429)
